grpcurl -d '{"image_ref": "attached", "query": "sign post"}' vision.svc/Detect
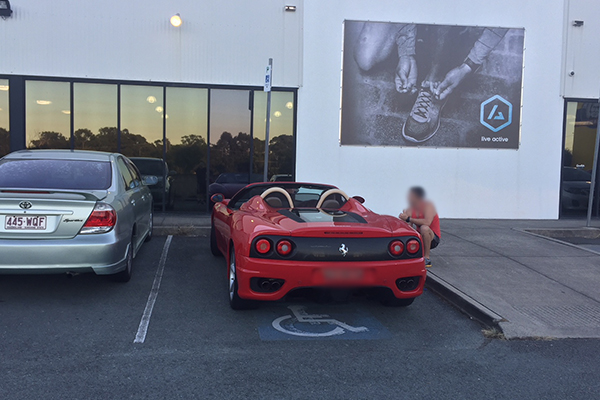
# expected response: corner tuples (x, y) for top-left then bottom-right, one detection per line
(263, 58), (273, 182)
(586, 92), (600, 227)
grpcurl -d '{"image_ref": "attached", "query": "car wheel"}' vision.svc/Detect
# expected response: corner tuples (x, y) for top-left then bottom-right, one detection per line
(210, 224), (221, 257)
(111, 236), (134, 282)
(228, 246), (256, 310)
(145, 209), (153, 242)
(379, 290), (415, 307)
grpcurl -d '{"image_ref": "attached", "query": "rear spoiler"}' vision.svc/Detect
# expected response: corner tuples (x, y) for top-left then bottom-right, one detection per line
(0, 188), (108, 202)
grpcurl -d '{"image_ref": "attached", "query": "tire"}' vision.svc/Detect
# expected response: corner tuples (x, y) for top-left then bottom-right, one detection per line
(111, 236), (134, 282)
(379, 290), (415, 307)
(228, 246), (257, 310)
(144, 209), (153, 242)
(210, 224), (221, 257)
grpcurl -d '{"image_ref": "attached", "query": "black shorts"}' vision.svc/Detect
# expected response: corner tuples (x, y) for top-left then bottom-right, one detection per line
(431, 233), (441, 250)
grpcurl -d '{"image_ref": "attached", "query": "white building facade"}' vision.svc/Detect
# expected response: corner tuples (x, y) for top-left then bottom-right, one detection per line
(0, 0), (598, 218)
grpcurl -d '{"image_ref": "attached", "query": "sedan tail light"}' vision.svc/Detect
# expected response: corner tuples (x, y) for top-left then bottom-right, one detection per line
(389, 240), (404, 256)
(255, 238), (272, 254)
(80, 203), (117, 234)
(276, 239), (293, 256)
(406, 239), (420, 255)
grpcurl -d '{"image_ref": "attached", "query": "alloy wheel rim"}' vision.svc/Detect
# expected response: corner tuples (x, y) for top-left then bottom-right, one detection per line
(229, 252), (236, 301)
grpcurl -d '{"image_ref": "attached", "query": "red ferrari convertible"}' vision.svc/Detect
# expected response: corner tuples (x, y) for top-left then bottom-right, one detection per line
(210, 182), (426, 309)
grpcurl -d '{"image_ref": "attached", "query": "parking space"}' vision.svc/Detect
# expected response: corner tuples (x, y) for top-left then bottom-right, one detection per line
(2, 236), (600, 399)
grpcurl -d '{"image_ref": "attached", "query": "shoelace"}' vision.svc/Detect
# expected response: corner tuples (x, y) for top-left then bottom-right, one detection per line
(412, 90), (433, 119)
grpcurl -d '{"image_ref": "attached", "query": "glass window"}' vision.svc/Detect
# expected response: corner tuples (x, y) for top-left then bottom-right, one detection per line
(165, 87), (209, 209)
(209, 89), (252, 183)
(0, 79), (8, 157)
(120, 85), (164, 158)
(562, 100), (599, 216)
(130, 158), (165, 176)
(252, 91), (295, 181)
(74, 83), (118, 152)
(0, 159), (112, 190)
(117, 157), (135, 190)
(26, 81), (71, 149)
(126, 159), (142, 187)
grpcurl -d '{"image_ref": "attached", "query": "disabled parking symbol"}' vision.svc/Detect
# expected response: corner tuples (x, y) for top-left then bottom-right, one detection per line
(258, 305), (391, 341)
(273, 305), (368, 337)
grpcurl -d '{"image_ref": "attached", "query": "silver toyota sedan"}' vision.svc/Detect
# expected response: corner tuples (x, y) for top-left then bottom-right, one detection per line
(0, 150), (156, 282)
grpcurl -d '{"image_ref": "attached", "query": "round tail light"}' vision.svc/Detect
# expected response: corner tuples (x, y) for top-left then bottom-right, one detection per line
(406, 239), (420, 255)
(276, 239), (293, 256)
(255, 238), (272, 254)
(389, 240), (404, 256)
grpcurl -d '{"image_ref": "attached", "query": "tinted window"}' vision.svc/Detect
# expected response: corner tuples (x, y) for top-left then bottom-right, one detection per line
(563, 168), (591, 182)
(216, 173), (250, 184)
(0, 159), (112, 190)
(131, 159), (165, 176)
(126, 160), (142, 187)
(117, 157), (135, 189)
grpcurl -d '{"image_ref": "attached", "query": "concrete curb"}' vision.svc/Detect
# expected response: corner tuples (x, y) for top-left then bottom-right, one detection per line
(425, 271), (504, 330)
(155, 226), (210, 237)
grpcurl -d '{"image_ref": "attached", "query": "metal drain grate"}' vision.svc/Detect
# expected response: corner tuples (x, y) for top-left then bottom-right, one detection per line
(516, 305), (600, 327)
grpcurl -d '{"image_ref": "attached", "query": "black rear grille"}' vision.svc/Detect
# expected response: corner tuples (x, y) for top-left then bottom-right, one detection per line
(250, 235), (422, 261)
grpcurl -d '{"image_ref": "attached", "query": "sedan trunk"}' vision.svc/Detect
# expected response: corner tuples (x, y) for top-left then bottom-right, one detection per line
(0, 190), (105, 239)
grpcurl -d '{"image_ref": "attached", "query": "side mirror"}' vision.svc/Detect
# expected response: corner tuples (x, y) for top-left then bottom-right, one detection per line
(352, 195), (365, 204)
(168, 170), (177, 176)
(142, 175), (159, 186)
(211, 193), (225, 203)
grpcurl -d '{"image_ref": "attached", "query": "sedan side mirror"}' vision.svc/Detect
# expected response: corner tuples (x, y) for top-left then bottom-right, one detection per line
(211, 193), (225, 203)
(168, 170), (177, 176)
(142, 175), (159, 186)
(352, 195), (365, 204)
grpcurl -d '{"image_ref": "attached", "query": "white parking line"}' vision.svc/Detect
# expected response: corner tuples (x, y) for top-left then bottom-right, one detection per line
(133, 235), (173, 344)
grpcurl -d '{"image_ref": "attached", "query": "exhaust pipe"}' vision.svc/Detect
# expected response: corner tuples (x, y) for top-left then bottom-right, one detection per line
(271, 281), (281, 291)
(260, 280), (272, 291)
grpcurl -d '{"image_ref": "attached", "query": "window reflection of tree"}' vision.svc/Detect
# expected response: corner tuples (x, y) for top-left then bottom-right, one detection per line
(0, 127), (10, 157)
(26, 128), (294, 180)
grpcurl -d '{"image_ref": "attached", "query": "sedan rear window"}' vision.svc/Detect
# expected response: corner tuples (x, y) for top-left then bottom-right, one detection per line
(0, 159), (112, 190)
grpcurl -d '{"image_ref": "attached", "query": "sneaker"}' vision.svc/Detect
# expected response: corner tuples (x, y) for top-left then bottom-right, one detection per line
(402, 88), (446, 143)
(425, 258), (432, 268)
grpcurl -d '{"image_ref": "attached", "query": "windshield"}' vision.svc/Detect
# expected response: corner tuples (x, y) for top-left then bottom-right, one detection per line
(0, 159), (112, 190)
(563, 168), (591, 182)
(228, 183), (337, 209)
(279, 209), (367, 224)
(131, 159), (164, 176)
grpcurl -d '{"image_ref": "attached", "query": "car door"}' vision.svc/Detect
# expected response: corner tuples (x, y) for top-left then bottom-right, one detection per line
(213, 200), (233, 253)
(125, 159), (150, 245)
(116, 157), (143, 247)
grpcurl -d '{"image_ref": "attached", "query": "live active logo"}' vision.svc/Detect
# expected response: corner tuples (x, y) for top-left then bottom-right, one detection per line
(480, 95), (513, 142)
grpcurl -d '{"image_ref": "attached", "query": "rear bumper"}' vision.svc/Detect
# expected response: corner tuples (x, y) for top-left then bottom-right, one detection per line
(0, 231), (128, 275)
(236, 255), (427, 301)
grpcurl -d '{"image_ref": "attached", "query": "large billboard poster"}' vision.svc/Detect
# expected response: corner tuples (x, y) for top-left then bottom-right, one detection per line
(341, 21), (525, 149)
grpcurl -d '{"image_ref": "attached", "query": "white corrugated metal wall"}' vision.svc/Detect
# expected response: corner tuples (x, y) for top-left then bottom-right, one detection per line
(0, 0), (303, 87)
(562, 0), (600, 99)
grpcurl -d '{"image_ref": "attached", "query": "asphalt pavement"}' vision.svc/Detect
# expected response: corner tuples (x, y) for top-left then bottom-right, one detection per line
(1, 235), (600, 399)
